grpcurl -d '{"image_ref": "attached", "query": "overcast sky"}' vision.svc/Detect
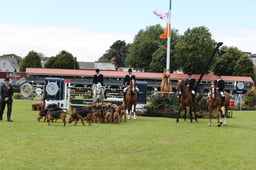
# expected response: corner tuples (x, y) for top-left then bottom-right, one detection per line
(0, 0), (255, 62)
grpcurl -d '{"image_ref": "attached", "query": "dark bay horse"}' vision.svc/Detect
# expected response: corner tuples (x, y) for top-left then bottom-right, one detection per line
(125, 79), (138, 120)
(160, 69), (172, 97)
(176, 80), (197, 123)
(208, 84), (230, 127)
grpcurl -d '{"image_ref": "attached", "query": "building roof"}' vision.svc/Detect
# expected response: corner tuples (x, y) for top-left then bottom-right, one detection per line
(78, 62), (116, 71)
(26, 68), (254, 83)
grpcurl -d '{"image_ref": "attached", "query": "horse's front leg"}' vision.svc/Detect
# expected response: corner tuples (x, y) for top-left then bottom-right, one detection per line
(176, 105), (183, 123)
(189, 107), (193, 123)
(208, 107), (212, 126)
(217, 106), (223, 127)
(223, 106), (227, 125)
(132, 104), (136, 120)
(184, 106), (187, 121)
(126, 109), (130, 120)
(193, 104), (198, 122)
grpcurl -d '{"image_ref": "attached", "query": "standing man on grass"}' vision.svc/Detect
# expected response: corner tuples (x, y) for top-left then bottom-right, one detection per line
(0, 78), (14, 122)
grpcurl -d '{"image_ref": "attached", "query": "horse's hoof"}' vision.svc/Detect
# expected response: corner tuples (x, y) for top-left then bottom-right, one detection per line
(176, 119), (179, 123)
(208, 123), (211, 126)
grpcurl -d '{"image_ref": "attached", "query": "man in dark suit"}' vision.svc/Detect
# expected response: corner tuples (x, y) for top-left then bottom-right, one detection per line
(184, 72), (196, 99)
(123, 68), (134, 87)
(214, 73), (225, 106)
(0, 78), (14, 122)
(93, 69), (104, 86)
(123, 68), (139, 102)
(92, 69), (106, 99)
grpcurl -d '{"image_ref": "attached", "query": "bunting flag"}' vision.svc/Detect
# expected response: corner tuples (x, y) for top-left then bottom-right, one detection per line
(153, 10), (170, 39)
(153, 10), (168, 20)
(160, 23), (170, 39)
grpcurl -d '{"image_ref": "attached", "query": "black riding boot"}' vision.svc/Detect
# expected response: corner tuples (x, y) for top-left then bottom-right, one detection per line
(104, 91), (107, 99)
(192, 94), (195, 102)
(221, 96), (225, 106)
(123, 93), (126, 103)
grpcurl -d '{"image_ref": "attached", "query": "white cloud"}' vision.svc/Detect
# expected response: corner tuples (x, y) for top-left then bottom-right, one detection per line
(209, 26), (256, 54)
(1, 24), (255, 64)
(0, 24), (134, 61)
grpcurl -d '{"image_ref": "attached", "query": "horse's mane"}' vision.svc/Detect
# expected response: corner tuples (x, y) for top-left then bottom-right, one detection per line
(177, 80), (193, 103)
(177, 80), (188, 92)
(160, 69), (172, 96)
(162, 69), (170, 80)
(127, 79), (136, 95)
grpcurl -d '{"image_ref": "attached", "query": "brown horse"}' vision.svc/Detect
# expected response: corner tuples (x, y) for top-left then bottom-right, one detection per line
(176, 80), (197, 123)
(160, 69), (172, 97)
(125, 79), (138, 120)
(208, 84), (230, 127)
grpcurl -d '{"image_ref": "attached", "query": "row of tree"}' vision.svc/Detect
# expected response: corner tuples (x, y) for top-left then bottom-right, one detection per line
(99, 25), (255, 80)
(9, 50), (78, 72)
(3, 24), (255, 81)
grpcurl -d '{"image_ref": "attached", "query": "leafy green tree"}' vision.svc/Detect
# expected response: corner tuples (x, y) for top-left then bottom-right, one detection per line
(149, 46), (166, 72)
(254, 65), (256, 81)
(233, 55), (254, 77)
(19, 51), (42, 72)
(44, 57), (56, 68)
(212, 46), (249, 76)
(98, 40), (129, 68)
(44, 50), (79, 69)
(149, 28), (180, 72)
(125, 24), (165, 71)
(243, 89), (256, 109)
(173, 26), (216, 74)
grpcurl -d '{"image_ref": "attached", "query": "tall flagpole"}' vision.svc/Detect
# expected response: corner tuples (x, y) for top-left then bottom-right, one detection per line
(166, 0), (171, 70)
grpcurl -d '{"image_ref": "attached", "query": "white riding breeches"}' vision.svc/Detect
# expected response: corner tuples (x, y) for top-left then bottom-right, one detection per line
(93, 84), (105, 94)
(220, 91), (224, 97)
(191, 90), (195, 95)
(123, 86), (139, 93)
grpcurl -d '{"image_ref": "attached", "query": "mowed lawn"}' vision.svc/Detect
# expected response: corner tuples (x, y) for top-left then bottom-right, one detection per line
(0, 99), (256, 170)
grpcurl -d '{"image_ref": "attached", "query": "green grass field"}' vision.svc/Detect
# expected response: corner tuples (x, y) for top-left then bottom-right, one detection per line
(0, 99), (256, 170)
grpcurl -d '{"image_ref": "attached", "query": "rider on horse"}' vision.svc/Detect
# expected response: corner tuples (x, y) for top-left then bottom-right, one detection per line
(184, 72), (196, 100)
(123, 68), (139, 102)
(93, 69), (107, 99)
(214, 73), (225, 106)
